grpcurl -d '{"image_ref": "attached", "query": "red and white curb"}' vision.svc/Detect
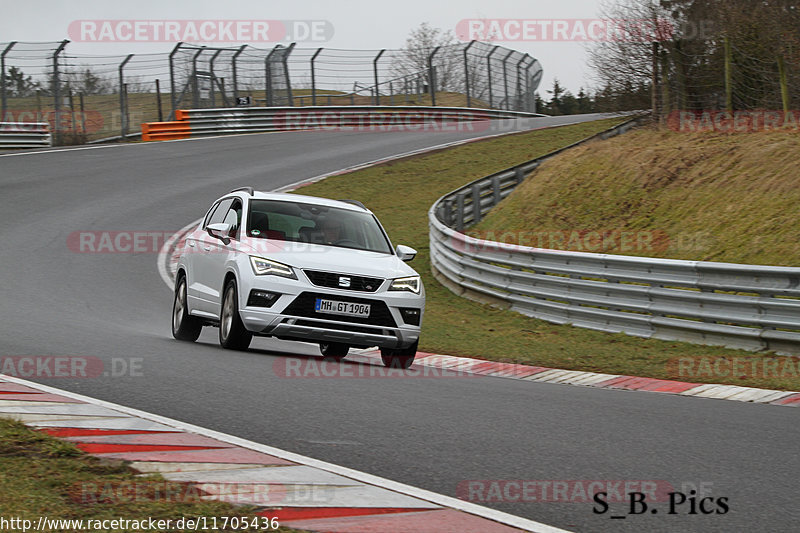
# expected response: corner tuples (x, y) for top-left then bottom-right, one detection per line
(0, 374), (567, 533)
(346, 349), (800, 407)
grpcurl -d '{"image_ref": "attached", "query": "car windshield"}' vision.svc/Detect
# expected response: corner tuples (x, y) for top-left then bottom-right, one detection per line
(247, 199), (393, 254)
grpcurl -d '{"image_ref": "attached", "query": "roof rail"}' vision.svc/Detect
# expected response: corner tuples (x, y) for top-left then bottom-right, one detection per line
(229, 187), (254, 196)
(338, 199), (367, 210)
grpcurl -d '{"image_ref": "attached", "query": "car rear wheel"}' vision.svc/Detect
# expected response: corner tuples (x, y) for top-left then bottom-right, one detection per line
(380, 341), (417, 369)
(172, 275), (202, 342)
(219, 279), (252, 351)
(319, 342), (349, 361)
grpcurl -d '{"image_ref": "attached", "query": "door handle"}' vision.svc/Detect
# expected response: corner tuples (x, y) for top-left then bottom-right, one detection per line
(187, 241), (196, 247)
(203, 245), (212, 251)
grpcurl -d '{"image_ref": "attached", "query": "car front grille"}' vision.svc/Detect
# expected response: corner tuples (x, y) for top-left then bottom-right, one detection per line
(283, 292), (397, 327)
(303, 270), (383, 292)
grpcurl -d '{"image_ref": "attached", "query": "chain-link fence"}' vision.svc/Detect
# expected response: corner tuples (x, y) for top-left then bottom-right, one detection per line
(1, 40), (543, 145)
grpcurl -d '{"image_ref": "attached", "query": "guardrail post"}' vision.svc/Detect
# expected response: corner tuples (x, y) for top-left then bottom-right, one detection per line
(427, 46), (440, 106)
(373, 49), (385, 105)
(119, 54), (133, 138)
(486, 45), (499, 109)
(232, 44), (246, 102)
(52, 40), (69, 146)
(456, 192), (465, 232)
(491, 175), (501, 206)
(443, 199), (453, 227)
(310, 47), (323, 106)
(515, 166), (525, 184)
(463, 40), (476, 108)
(472, 185), (482, 224)
(1, 41), (17, 120)
(168, 42), (183, 119)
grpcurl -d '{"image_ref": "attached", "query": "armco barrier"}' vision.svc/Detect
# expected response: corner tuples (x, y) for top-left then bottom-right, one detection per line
(0, 122), (51, 149)
(429, 117), (800, 354)
(141, 106), (544, 141)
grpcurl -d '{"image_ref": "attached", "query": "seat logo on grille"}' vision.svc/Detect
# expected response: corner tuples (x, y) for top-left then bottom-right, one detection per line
(338, 276), (351, 288)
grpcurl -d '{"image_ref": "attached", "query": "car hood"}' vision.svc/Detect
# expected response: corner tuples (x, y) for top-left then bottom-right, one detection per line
(239, 239), (418, 279)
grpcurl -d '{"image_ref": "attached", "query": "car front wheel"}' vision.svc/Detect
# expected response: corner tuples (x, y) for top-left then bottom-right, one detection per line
(219, 278), (252, 351)
(380, 341), (418, 369)
(320, 342), (349, 361)
(172, 275), (202, 342)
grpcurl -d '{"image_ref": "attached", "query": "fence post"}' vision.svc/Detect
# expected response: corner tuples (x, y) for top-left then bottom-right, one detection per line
(515, 55), (526, 111)
(155, 79), (163, 122)
(501, 49), (513, 111)
(232, 44), (246, 102)
(119, 54), (133, 137)
(283, 42), (296, 106)
(373, 49), (385, 105)
(486, 45), (498, 109)
(463, 40), (476, 107)
(209, 48), (223, 108)
(427, 46), (441, 106)
(191, 47), (205, 109)
(79, 92), (86, 135)
(264, 46), (278, 106)
(52, 40), (69, 146)
(310, 47), (323, 106)
(168, 42), (183, 119)
(723, 36), (732, 113)
(1, 41), (17, 120)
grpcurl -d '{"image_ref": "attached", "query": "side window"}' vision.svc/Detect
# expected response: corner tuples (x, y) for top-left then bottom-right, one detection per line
(222, 199), (242, 239)
(207, 198), (234, 227)
(203, 201), (221, 229)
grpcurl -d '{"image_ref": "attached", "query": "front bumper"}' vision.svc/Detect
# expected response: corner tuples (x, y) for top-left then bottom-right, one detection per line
(237, 275), (424, 349)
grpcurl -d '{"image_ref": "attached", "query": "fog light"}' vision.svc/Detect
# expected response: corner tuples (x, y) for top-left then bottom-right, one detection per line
(247, 290), (280, 308)
(400, 307), (421, 326)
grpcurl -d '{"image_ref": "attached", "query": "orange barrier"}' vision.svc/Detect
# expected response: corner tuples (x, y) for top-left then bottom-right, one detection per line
(141, 121), (191, 142)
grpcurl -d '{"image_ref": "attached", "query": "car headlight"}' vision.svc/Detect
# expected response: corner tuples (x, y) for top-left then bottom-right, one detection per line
(389, 276), (421, 294)
(249, 256), (297, 279)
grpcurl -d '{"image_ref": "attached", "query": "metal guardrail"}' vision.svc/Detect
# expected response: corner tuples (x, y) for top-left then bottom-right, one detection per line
(142, 106), (544, 140)
(429, 117), (800, 354)
(0, 122), (51, 148)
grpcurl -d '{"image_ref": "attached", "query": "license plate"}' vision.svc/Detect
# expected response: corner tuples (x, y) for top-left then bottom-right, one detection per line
(315, 298), (371, 318)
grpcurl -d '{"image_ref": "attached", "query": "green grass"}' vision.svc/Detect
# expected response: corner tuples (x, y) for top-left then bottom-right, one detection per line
(291, 118), (800, 391)
(0, 418), (304, 532)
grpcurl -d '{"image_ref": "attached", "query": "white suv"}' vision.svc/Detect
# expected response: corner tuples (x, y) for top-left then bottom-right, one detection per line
(172, 188), (425, 368)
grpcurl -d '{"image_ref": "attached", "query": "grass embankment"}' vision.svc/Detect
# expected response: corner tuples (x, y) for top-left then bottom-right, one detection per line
(0, 418), (302, 532)
(293, 119), (800, 391)
(475, 128), (800, 265)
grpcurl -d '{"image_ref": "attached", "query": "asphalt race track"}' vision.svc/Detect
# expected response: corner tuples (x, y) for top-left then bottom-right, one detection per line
(1, 114), (798, 532)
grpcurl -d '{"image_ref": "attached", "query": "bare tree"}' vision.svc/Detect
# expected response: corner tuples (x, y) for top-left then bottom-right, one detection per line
(392, 23), (462, 91)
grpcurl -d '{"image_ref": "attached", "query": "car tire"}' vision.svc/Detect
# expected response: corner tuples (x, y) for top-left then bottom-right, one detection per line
(319, 342), (349, 361)
(172, 274), (202, 342)
(219, 278), (252, 351)
(380, 341), (418, 369)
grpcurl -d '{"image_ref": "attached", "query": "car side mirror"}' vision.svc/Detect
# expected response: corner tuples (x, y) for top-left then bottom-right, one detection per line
(207, 222), (231, 244)
(396, 244), (417, 262)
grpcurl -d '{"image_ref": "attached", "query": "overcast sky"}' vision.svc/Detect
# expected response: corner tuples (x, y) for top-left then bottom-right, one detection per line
(1, 0), (608, 95)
